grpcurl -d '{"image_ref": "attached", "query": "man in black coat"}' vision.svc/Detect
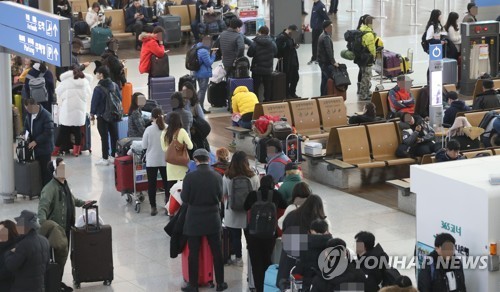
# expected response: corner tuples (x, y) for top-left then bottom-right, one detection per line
(317, 20), (339, 96)
(23, 98), (55, 187)
(247, 25), (277, 102)
(125, 0), (154, 50)
(443, 91), (471, 126)
(308, 0), (330, 65)
(181, 149), (228, 292)
(418, 233), (467, 292)
(276, 25), (300, 99)
(355, 231), (388, 292)
(4, 210), (50, 292)
(472, 79), (500, 110)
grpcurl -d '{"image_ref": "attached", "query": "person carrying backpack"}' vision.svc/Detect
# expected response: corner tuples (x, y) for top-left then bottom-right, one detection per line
(222, 151), (259, 267)
(90, 66), (123, 166)
(358, 16), (377, 101)
(244, 175), (287, 292)
(24, 62), (55, 113)
(192, 35), (217, 114)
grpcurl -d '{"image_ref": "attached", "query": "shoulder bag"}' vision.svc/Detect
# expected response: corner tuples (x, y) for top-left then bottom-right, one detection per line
(165, 129), (189, 166)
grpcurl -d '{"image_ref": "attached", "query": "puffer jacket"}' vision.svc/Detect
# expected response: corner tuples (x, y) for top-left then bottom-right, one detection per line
(56, 70), (92, 126)
(194, 42), (216, 79)
(247, 35), (277, 75)
(23, 106), (54, 157)
(38, 178), (85, 231)
(360, 24), (376, 58)
(0, 238), (17, 291)
(472, 89), (500, 111)
(278, 174), (302, 204)
(139, 33), (165, 74)
(231, 86), (259, 116)
(418, 250), (466, 292)
(4, 229), (50, 292)
(219, 28), (245, 70)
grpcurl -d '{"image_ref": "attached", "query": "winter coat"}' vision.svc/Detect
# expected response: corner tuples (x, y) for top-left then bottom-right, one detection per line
(389, 85), (415, 114)
(0, 239), (17, 291)
(56, 71), (92, 127)
(310, 261), (367, 292)
(194, 0), (215, 22)
(4, 229), (50, 292)
(277, 196), (307, 230)
(142, 123), (166, 168)
(356, 243), (389, 291)
(296, 234), (333, 288)
(418, 250), (467, 292)
(128, 109), (146, 137)
(86, 8), (105, 29)
(38, 178), (85, 232)
(54, 0), (72, 18)
(219, 28), (245, 70)
(166, 108), (193, 136)
(435, 148), (464, 162)
(462, 13), (476, 23)
(266, 152), (292, 183)
(222, 174), (260, 229)
(310, 0), (329, 30)
(23, 106), (54, 157)
(24, 68), (55, 112)
(90, 78), (122, 117)
(138, 33), (165, 74)
(181, 164), (223, 236)
(360, 24), (376, 58)
(160, 128), (193, 181)
(231, 86), (259, 116)
(472, 89), (500, 111)
(194, 43), (216, 79)
(278, 174), (302, 204)
(276, 31), (299, 71)
(247, 35), (277, 75)
(443, 100), (471, 126)
(125, 5), (151, 27)
(317, 30), (336, 65)
(38, 220), (69, 277)
(101, 50), (126, 88)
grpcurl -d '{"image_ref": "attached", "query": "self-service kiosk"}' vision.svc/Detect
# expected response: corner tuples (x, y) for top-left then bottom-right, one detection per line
(460, 21), (500, 96)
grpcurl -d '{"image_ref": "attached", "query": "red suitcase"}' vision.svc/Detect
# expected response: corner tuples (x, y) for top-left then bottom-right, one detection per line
(182, 236), (214, 287)
(327, 78), (347, 101)
(114, 156), (148, 193)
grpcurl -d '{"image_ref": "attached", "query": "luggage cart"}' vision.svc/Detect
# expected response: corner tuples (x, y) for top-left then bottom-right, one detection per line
(122, 149), (147, 213)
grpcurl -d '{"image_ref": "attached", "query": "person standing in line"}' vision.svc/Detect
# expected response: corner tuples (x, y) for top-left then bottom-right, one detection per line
(167, 92), (194, 137)
(0, 220), (19, 291)
(317, 20), (339, 96)
(462, 2), (478, 23)
(276, 25), (301, 99)
(142, 108), (168, 216)
(100, 38), (127, 90)
(308, 0), (330, 65)
(138, 26), (166, 97)
(444, 12), (462, 53)
(181, 148), (228, 292)
(194, 35), (217, 114)
(24, 62), (56, 113)
(127, 93), (147, 138)
(358, 16), (376, 101)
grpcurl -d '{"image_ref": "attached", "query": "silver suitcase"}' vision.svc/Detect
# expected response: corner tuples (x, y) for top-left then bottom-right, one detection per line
(442, 58), (458, 85)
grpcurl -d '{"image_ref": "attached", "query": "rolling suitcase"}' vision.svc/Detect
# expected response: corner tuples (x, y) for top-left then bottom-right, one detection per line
(71, 204), (113, 289)
(270, 71), (287, 101)
(442, 58), (458, 85)
(327, 78), (347, 101)
(207, 81), (228, 108)
(13, 93), (23, 121)
(150, 76), (176, 114)
(182, 236), (214, 286)
(228, 77), (254, 95)
(45, 248), (61, 292)
(179, 74), (197, 91)
(121, 82), (133, 115)
(80, 114), (92, 152)
(114, 155), (134, 193)
(158, 15), (182, 46)
(222, 227), (231, 264)
(117, 117), (128, 140)
(90, 26), (113, 56)
(14, 160), (42, 199)
(116, 137), (141, 157)
(264, 264), (280, 292)
(375, 50), (402, 79)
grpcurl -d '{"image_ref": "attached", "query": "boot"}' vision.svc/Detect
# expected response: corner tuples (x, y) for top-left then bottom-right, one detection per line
(51, 146), (60, 157)
(357, 82), (361, 95)
(72, 145), (81, 157)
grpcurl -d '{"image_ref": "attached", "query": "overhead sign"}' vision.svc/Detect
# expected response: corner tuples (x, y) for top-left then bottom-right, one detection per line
(0, 1), (71, 67)
(429, 44), (443, 61)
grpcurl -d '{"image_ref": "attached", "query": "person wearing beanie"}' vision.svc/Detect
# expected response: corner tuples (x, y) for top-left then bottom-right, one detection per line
(4, 210), (50, 291)
(317, 20), (339, 96)
(472, 79), (500, 110)
(443, 91), (471, 126)
(278, 162), (303, 204)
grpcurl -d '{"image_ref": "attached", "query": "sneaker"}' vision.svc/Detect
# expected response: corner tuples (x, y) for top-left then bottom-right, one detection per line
(95, 159), (109, 166)
(233, 257), (243, 267)
(151, 207), (158, 216)
(108, 156), (115, 164)
(216, 282), (228, 291)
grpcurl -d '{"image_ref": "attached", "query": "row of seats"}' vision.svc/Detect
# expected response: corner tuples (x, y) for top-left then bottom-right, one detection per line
(70, 0), (185, 12)
(421, 148), (500, 164)
(460, 108), (500, 127)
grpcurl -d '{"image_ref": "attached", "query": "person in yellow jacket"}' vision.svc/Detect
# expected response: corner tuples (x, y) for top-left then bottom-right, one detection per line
(229, 86), (259, 147)
(359, 16), (377, 101)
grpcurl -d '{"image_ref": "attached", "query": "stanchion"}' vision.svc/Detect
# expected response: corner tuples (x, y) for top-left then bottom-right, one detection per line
(346, 0), (356, 13)
(373, 0), (387, 19)
(407, 0), (422, 26)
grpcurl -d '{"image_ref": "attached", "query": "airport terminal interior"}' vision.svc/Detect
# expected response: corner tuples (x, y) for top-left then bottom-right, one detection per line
(1, 0), (500, 291)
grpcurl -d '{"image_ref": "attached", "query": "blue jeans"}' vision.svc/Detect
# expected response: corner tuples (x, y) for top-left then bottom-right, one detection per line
(197, 77), (209, 110)
(231, 120), (252, 138)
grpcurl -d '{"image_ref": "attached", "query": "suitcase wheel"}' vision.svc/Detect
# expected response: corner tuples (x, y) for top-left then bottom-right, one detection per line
(124, 193), (132, 204)
(134, 202), (141, 213)
(139, 193), (145, 202)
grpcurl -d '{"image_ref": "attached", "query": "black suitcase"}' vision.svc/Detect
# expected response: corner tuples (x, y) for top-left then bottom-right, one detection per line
(271, 71), (287, 101)
(142, 99), (159, 113)
(158, 15), (182, 46)
(255, 136), (271, 164)
(14, 160), (42, 199)
(45, 248), (62, 292)
(208, 81), (228, 108)
(178, 74), (197, 91)
(116, 137), (142, 157)
(150, 76), (176, 113)
(71, 205), (113, 289)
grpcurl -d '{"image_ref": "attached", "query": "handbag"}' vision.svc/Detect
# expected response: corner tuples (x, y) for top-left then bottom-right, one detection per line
(331, 64), (351, 89)
(165, 130), (189, 166)
(150, 53), (170, 77)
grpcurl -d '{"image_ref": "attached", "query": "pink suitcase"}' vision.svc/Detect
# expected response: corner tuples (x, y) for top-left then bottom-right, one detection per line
(182, 236), (214, 287)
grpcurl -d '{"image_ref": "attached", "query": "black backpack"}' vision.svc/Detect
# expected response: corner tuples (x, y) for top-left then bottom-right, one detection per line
(421, 31), (429, 54)
(232, 56), (250, 78)
(99, 84), (123, 122)
(185, 46), (201, 71)
(381, 267), (401, 287)
(248, 190), (277, 239)
(344, 30), (373, 66)
(479, 111), (499, 131)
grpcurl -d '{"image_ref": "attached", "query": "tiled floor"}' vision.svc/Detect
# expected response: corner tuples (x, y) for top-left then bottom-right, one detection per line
(4, 0), (482, 290)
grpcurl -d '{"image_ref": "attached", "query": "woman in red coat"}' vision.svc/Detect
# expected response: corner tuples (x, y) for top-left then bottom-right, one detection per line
(138, 26), (166, 96)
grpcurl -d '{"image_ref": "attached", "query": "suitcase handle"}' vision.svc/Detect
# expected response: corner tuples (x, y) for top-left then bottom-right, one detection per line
(83, 202), (100, 232)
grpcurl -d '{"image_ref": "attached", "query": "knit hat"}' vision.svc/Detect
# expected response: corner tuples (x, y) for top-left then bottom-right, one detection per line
(14, 210), (40, 230)
(447, 91), (459, 101)
(285, 162), (299, 171)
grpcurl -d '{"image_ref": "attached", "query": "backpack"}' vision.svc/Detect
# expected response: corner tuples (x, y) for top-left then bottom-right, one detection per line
(233, 56), (250, 78)
(381, 267), (401, 287)
(248, 190), (277, 239)
(99, 84), (123, 122)
(421, 31), (429, 54)
(27, 71), (48, 103)
(344, 30), (373, 66)
(478, 111), (499, 132)
(228, 176), (253, 211)
(185, 46), (201, 71)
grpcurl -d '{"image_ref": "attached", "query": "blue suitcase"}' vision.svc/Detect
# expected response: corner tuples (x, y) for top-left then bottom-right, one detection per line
(150, 76), (176, 114)
(264, 264), (280, 292)
(108, 116), (127, 154)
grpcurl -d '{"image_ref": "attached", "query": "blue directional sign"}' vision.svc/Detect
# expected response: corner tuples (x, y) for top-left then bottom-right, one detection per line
(0, 2), (71, 67)
(429, 44), (443, 61)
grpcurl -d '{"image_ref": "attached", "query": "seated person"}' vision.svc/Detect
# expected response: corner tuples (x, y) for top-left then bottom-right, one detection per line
(127, 93), (147, 137)
(348, 102), (378, 124)
(125, 0), (154, 50)
(265, 138), (292, 183)
(472, 79), (500, 110)
(482, 114), (500, 147)
(211, 147), (230, 176)
(388, 75), (415, 116)
(396, 113), (436, 158)
(86, 2), (111, 29)
(435, 139), (464, 162)
(231, 86), (258, 129)
(278, 162), (302, 204)
(447, 116), (481, 151)
(191, 0), (216, 42)
(443, 91), (471, 127)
